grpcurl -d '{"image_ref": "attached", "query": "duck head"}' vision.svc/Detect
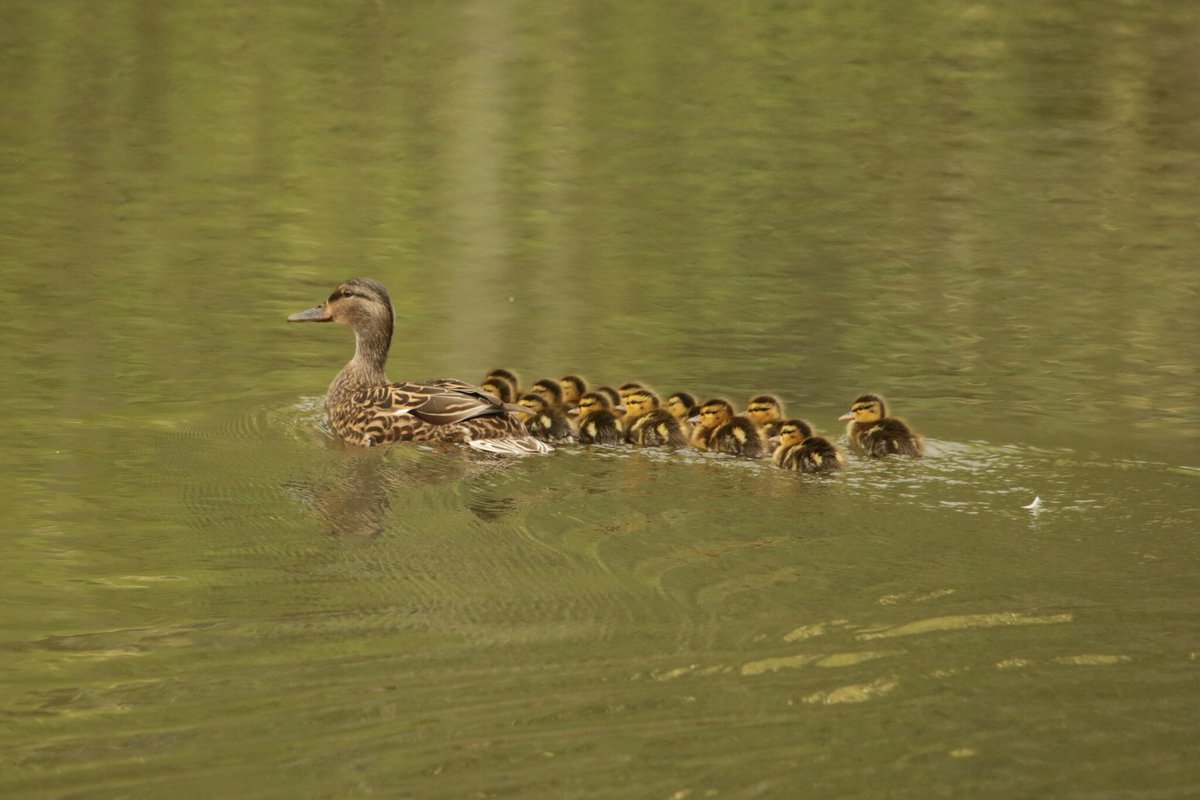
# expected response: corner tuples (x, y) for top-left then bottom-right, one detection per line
(289, 278), (392, 326)
(776, 419), (815, 449)
(746, 395), (784, 427)
(839, 394), (887, 423)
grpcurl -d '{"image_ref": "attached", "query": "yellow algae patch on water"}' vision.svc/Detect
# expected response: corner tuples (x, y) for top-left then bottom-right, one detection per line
(856, 612), (1072, 640)
(783, 623), (829, 642)
(877, 588), (955, 606)
(803, 677), (899, 705)
(1052, 654), (1132, 666)
(815, 651), (899, 668)
(996, 658), (1035, 670)
(740, 654), (820, 676)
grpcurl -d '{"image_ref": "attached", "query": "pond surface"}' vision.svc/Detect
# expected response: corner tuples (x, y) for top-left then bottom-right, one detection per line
(2, 2), (1198, 798)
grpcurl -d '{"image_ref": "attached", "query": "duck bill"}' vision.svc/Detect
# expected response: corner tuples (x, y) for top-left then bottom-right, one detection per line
(288, 304), (332, 322)
(838, 412), (854, 421)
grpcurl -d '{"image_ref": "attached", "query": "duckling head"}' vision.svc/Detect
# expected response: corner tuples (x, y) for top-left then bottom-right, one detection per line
(623, 389), (661, 420)
(667, 392), (697, 421)
(481, 375), (517, 404)
(618, 382), (646, 404)
(595, 386), (622, 407)
(696, 398), (734, 430)
(839, 394), (887, 423)
(516, 393), (549, 420)
(776, 419), (815, 448)
(485, 368), (522, 394)
(559, 375), (587, 407)
(577, 391), (612, 419)
(746, 395), (784, 427)
(529, 379), (564, 407)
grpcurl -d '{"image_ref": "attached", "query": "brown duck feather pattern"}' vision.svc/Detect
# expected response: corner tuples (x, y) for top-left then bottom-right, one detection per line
(330, 380), (529, 447)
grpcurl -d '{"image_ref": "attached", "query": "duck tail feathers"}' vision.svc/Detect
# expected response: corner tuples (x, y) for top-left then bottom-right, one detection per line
(467, 437), (553, 456)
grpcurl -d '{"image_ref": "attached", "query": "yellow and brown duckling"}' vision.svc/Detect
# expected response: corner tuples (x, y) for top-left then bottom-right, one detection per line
(839, 393), (924, 458)
(288, 279), (548, 454)
(622, 388), (688, 448)
(528, 378), (566, 409)
(594, 386), (623, 417)
(773, 419), (845, 474)
(482, 368), (521, 400)
(516, 392), (574, 443)
(690, 398), (765, 457)
(618, 382), (647, 406)
(480, 374), (518, 404)
(666, 391), (699, 437)
(575, 391), (624, 446)
(746, 394), (786, 438)
(559, 375), (588, 410)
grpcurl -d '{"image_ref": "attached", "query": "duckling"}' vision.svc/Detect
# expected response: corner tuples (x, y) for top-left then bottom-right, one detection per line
(773, 419), (845, 474)
(559, 375), (588, 410)
(690, 398), (765, 457)
(622, 388), (687, 448)
(666, 391), (699, 437)
(288, 279), (548, 454)
(594, 386), (623, 417)
(595, 383), (624, 410)
(528, 378), (566, 410)
(745, 394), (786, 438)
(484, 368), (522, 397)
(618, 382), (647, 405)
(839, 394), (924, 457)
(516, 393), (574, 443)
(480, 375), (518, 404)
(575, 391), (624, 446)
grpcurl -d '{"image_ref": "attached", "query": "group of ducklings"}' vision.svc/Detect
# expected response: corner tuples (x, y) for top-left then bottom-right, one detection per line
(480, 369), (924, 474)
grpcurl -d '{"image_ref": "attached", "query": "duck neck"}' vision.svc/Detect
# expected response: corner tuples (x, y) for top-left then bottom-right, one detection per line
(328, 317), (392, 405)
(351, 321), (391, 381)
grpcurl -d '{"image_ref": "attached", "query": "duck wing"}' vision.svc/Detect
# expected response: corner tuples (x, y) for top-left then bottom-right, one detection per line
(378, 381), (514, 426)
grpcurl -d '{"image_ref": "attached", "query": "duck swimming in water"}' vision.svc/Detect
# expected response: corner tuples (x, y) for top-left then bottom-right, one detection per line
(575, 391), (624, 446)
(745, 394), (786, 439)
(622, 388), (688, 448)
(559, 375), (588, 410)
(516, 392), (574, 443)
(839, 393), (924, 457)
(772, 419), (845, 474)
(666, 392), (699, 437)
(690, 398), (765, 457)
(288, 278), (549, 454)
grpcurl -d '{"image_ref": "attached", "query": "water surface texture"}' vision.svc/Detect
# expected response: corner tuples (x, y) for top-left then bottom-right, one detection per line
(2, 3), (1198, 798)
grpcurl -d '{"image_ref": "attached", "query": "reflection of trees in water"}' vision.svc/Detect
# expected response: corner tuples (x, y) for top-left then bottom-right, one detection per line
(285, 443), (520, 538)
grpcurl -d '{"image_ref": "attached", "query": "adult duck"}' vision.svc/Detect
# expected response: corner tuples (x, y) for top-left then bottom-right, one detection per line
(288, 278), (549, 454)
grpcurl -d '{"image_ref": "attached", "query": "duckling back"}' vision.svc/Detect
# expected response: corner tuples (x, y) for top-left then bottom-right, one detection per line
(778, 437), (845, 473)
(858, 417), (924, 458)
(577, 409), (624, 446)
(709, 417), (765, 458)
(517, 393), (574, 443)
(627, 409), (688, 448)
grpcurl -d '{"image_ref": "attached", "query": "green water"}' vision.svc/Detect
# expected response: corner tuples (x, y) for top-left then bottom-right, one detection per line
(2, 2), (1198, 798)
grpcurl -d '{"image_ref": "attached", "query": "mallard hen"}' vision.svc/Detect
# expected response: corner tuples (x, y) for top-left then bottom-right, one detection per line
(288, 278), (549, 454)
